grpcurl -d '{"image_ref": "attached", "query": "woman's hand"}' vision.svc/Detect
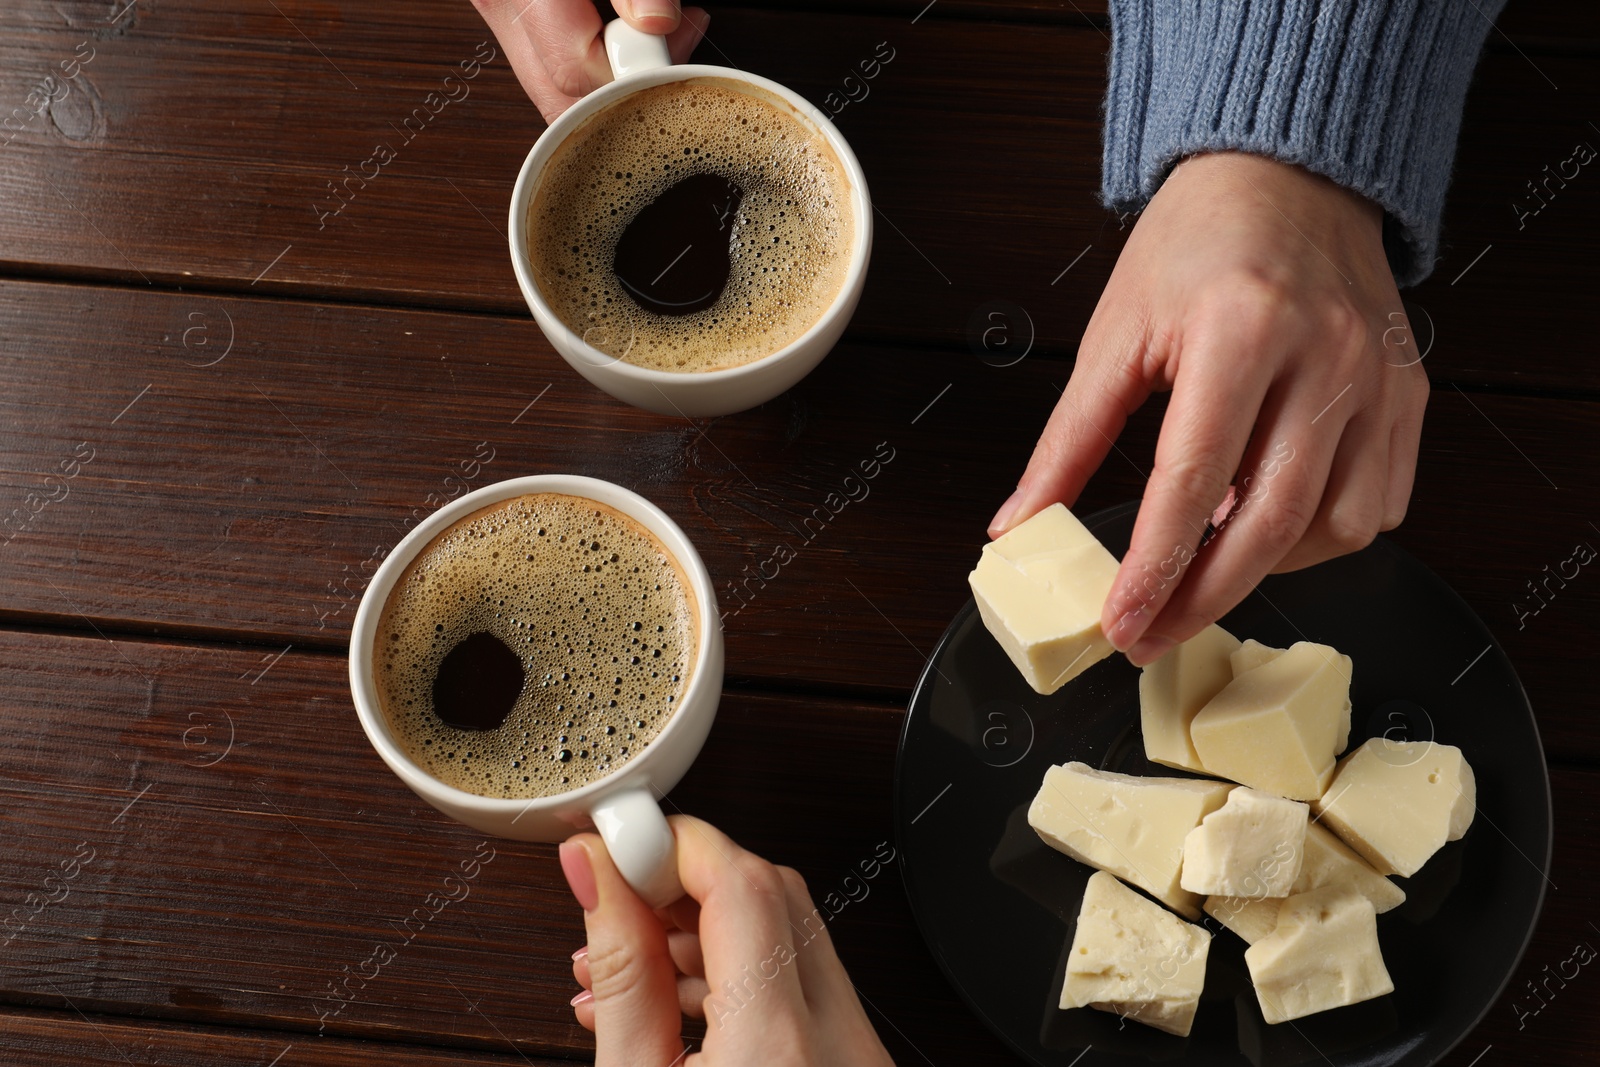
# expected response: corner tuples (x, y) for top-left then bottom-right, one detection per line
(990, 152), (1428, 666)
(472, 0), (710, 123)
(560, 815), (897, 1066)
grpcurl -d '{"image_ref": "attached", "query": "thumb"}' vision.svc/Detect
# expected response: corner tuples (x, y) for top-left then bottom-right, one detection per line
(614, 0), (684, 34)
(561, 835), (684, 1066)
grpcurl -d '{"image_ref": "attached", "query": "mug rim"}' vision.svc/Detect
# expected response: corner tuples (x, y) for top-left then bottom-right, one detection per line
(348, 474), (721, 817)
(507, 63), (872, 386)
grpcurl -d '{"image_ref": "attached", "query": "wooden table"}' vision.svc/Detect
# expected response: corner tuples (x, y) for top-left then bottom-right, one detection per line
(0, 2), (1594, 1063)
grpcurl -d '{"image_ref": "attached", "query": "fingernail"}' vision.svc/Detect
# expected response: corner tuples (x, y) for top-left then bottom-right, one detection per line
(559, 841), (599, 912)
(1105, 602), (1151, 652)
(1128, 633), (1176, 667)
(571, 945), (589, 962)
(1210, 486), (1237, 529)
(988, 488), (1025, 537)
(570, 989), (593, 1007)
(628, 0), (681, 25)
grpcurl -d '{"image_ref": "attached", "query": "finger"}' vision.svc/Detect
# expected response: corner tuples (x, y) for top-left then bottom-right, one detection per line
(1271, 408), (1389, 572)
(661, 894), (702, 935)
(666, 8), (711, 64)
(560, 835), (684, 1067)
(1381, 369), (1427, 530)
(526, 0), (613, 101)
(472, 0), (575, 121)
(775, 867), (862, 1018)
(774, 866), (891, 1057)
(574, 945), (592, 989)
(581, 929), (701, 983)
(615, 0), (683, 34)
(679, 974), (711, 1018)
(579, 931), (706, 1022)
(666, 904), (706, 1017)
(668, 928), (705, 978)
(1100, 337), (1272, 660)
(1209, 485), (1239, 529)
(525, 71), (584, 124)
(668, 816), (809, 1025)
(574, 991), (596, 1032)
(988, 315), (1152, 537)
(1136, 386), (1343, 650)
(774, 866), (835, 995)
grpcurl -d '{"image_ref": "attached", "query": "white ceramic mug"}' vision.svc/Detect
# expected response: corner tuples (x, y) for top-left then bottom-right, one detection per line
(349, 475), (724, 908)
(508, 22), (873, 418)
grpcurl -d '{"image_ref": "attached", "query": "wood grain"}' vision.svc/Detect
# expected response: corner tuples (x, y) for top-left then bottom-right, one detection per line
(0, 6), (1594, 391)
(0, 1006), (564, 1066)
(0, 2), (1596, 1062)
(0, 279), (1596, 712)
(0, 279), (1593, 710)
(0, 627), (1591, 1064)
(722, 0), (1107, 23)
(0, 629), (929, 1058)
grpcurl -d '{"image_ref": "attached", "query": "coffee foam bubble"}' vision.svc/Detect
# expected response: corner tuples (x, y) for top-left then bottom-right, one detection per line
(375, 493), (697, 800)
(529, 78), (853, 372)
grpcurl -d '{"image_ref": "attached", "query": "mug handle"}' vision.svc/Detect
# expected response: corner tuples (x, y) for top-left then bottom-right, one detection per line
(605, 20), (674, 79)
(591, 786), (684, 908)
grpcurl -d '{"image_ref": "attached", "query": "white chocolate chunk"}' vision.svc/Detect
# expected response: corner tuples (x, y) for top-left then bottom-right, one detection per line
(1203, 893), (1281, 945)
(1029, 762), (1233, 919)
(1061, 871), (1212, 1036)
(968, 503), (1121, 694)
(1190, 642), (1353, 800)
(1230, 639), (1286, 677)
(1204, 823), (1405, 944)
(1180, 787), (1307, 897)
(1244, 885), (1394, 1024)
(1140, 624), (1241, 772)
(1311, 739), (1476, 877)
(1233, 638), (1353, 757)
(1292, 822), (1408, 911)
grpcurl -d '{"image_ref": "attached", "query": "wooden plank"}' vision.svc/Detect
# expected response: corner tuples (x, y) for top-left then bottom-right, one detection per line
(0, 628), (1591, 1064)
(724, 0), (1107, 23)
(0, 2), (1101, 316)
(1, 279), (1597, 707)
(0, 1007), (558, 1066)
(0, 275), (1095, 696)
(0, 630), (901, 1055)
(0, 6), (1594, 391)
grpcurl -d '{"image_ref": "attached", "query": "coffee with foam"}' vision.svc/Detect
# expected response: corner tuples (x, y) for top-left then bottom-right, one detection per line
(375, 493), (697, 800)
(527, 78), (854, 373)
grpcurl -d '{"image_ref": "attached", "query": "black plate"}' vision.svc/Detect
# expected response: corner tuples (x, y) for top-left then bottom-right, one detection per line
(895, 502), (1551, 1067)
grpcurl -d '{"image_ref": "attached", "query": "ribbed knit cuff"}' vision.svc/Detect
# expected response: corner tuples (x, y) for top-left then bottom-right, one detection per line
(1102, 0), (1506, 286)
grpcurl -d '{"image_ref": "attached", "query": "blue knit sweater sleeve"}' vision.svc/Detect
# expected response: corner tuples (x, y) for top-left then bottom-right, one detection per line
(1101, 0), (1507, 286)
